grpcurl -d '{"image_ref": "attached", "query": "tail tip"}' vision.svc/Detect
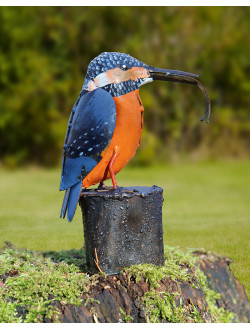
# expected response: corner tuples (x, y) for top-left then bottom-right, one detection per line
(67, 216), (73, 222)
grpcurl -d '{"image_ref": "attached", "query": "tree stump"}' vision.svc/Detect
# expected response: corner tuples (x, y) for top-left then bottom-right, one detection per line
(1, 245), (249, 323)
(79, 186), (164, 275)
(47, 251), (250, 323)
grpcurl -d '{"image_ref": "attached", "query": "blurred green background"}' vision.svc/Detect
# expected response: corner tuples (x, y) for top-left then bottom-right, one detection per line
(0, 7), (249, 297)
(0, 6), (250, 167)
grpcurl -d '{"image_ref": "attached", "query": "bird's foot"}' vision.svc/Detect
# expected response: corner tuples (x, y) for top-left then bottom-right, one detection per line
(96, 181), (115, 192)
(97, 181), (106, 190)
(96, 186), (117, 192)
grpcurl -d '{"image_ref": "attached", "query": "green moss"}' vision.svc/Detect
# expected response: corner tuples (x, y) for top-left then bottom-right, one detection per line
(119, 307), (133, 323)
(0, 243), (97, 323)
(43, 248), (88, 271)
(0, 243), (237, 323)
(142, 291), (183, 323)
(123, 245), (237, 323)
(84, 297), (100, 307)
(124, 246), (199, 288)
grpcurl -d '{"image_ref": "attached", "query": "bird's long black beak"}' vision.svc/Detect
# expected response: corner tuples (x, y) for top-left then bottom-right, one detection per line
(149, 66), (211, 123)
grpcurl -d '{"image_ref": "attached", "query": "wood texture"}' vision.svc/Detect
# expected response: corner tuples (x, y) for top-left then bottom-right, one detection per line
(47, 252), (250, 323)
(79, 186), (165, 274)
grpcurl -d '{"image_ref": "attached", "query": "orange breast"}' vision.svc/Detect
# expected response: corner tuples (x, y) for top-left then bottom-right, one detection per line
(82, 89), (144, 188)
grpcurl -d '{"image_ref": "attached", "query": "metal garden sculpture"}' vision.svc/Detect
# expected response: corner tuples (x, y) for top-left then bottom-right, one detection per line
(60, 52), (211, 222)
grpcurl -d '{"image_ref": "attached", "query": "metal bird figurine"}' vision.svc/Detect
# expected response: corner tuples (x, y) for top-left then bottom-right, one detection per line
(60, 52), (211, 221)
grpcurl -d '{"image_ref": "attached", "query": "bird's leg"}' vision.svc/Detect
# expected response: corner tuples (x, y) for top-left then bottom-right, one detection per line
(109, 149), (118, 189)
(97, 181), (106, 190)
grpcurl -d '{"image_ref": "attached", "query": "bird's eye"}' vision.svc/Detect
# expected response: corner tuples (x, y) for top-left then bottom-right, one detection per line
(121, 64), (128, 71)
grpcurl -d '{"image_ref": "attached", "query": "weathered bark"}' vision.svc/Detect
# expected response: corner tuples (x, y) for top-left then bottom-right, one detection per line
(197, 252), (250, 322)
(47, 252), (250, 323)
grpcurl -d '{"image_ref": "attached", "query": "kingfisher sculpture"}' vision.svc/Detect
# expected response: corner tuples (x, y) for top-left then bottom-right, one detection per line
(60, 52), (211, 222)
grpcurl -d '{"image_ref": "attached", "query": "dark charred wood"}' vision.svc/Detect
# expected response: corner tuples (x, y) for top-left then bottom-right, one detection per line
(79, 186), (165, 275)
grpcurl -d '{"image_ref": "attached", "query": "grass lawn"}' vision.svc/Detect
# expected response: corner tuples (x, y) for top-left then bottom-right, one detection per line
(0, 160), (249, 298)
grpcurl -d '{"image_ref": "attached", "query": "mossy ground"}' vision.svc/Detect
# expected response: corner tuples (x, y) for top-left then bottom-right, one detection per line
(0, 243), (236, 323)
(124, 246), (236, 323)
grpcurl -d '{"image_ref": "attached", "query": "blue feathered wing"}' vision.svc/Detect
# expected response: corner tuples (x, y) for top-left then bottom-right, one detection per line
(60, 88), (116, 221)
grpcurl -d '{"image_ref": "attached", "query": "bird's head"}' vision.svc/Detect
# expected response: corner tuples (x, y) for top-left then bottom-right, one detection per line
(82, 52), (150, 95)
(82, 52), (211, 123)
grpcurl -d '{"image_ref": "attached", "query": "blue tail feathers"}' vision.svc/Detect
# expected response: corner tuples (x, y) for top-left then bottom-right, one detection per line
(60, 182), (82, 222)
(60, 188), (70, 219)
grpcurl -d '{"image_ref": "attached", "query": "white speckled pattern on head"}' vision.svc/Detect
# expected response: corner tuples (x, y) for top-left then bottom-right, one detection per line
(82, 52), (151, 97)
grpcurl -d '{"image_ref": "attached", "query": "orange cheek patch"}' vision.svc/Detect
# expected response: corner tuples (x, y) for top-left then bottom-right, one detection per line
(128, 67), (150, 81)
(92, 67), (150, 88)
